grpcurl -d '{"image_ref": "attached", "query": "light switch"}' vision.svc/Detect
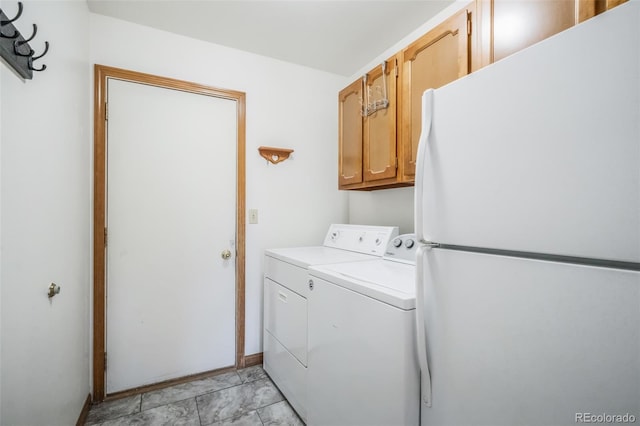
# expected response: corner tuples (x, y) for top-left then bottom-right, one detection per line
(249, 209), (258, 224)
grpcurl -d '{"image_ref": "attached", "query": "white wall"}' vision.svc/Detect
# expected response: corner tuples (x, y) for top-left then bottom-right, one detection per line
(347, 187), (414, 234)
(89, 13), (349, 357)
(347, 1), (469, 232)
(0, 1), (91, 425)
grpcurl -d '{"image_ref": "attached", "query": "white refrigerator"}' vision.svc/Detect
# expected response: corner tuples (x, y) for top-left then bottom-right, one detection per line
(414, 3), (639, 426)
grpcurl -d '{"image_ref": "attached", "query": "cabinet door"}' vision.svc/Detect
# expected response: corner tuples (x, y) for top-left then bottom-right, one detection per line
(401, 8), (471, 179)
(492, 0), (576, 62)
(338, 79), (363, 187)
(587, 0), (628, 21)
(363, 58), (397, 183)
(478, 0), (627, 63)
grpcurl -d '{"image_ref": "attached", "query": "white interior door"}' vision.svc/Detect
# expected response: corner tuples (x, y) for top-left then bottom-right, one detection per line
(106, 78), (237, 393)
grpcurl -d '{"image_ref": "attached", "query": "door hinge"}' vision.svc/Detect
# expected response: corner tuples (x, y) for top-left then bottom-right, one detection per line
(467, 10), (472, 36)
(105, 102), (109, 121)
(104, 352), (107, 370)
(104, 227), (108, 247)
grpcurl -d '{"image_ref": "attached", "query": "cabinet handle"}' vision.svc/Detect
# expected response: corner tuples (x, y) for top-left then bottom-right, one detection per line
(342, 174), (356, 179)
(278, 291), (287, 302)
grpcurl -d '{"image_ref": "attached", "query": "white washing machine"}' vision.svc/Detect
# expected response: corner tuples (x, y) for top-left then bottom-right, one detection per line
(263, 224), (399, 422)
(307, 234), (419, 426)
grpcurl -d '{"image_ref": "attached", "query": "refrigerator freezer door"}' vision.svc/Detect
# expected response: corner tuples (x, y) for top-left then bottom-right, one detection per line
(415, 4), (640, 263)
(418, 248), (639, 426)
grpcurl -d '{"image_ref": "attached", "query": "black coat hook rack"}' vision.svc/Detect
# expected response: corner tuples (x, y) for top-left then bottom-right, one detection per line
(0, 2), (49, 79)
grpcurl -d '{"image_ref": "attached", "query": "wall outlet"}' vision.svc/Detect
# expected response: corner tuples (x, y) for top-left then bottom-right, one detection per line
(249, 209), (258, 224)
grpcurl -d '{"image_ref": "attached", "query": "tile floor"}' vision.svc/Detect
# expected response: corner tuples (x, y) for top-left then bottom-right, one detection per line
(85, 366), (305, 426)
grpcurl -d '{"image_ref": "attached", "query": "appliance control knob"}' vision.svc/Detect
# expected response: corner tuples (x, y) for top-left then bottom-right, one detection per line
(405, 239), (415, 249)
(308, 279), (314, 291)
(375, 237), (382, 245)
(393, 238), (402, 248)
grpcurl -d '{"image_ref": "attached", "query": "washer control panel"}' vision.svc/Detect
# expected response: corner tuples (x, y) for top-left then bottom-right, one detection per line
(323, 224), (399, 256)
(384, 234), (417, 264)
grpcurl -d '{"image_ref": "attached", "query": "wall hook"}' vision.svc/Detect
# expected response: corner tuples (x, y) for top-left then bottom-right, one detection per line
(0, 1), (22, 26)
(16, 23), (36, 44)
(13, 24), (36, 56)
(31, 41), (49, 61)
(0, 4), (20, 39)
(31, 40), (48, 60)
(47, 282), (61, 298)
(28, 41), (48, 71)
(29, 61), (45, 72)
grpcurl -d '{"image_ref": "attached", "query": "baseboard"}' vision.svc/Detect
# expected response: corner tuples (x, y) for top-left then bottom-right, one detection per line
(76, 393), (92, 426)
(244, 352), (263, 367)
(92, 355), (264, 407)
(105, 365), (237, 402)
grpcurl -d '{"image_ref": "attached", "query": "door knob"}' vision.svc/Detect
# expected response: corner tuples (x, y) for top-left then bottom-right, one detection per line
(221, 249), (232, 260)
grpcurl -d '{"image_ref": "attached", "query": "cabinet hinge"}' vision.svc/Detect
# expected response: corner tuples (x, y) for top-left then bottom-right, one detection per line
(104, 227), (108, 247)
(467, 10), (472, 36)
(104, 352), (107, 371)
(394, 59), (398, 78)
(105, 102), (109, 121)
(395, 157), (398, 169)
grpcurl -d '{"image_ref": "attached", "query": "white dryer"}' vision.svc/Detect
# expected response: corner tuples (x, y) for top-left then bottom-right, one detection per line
(263, 224), (399, 422)
(307, 234), (419, 426)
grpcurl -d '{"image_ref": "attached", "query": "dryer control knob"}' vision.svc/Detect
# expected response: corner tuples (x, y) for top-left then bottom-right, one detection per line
(405, 239), (415, 249)
(393, 238), (402, 248)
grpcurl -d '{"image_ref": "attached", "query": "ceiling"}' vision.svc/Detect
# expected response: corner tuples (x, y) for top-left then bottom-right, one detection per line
(86, 0), (455, 76)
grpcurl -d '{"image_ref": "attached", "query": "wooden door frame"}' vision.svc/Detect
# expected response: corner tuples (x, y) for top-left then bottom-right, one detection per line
(92, 64), (246, 402)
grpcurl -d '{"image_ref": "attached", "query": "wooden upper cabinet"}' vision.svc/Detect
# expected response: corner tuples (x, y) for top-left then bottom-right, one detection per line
(363, 58), (398, 183)
(338, 79), (363, 187)
(400, 7), (472, 179)
(339, 56), (403, 190)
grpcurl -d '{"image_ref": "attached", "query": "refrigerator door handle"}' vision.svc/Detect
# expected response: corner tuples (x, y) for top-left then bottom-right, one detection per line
(421, 240), (440, 248)
(415, 89), (435, 243)
(415, 244), (432, 407)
